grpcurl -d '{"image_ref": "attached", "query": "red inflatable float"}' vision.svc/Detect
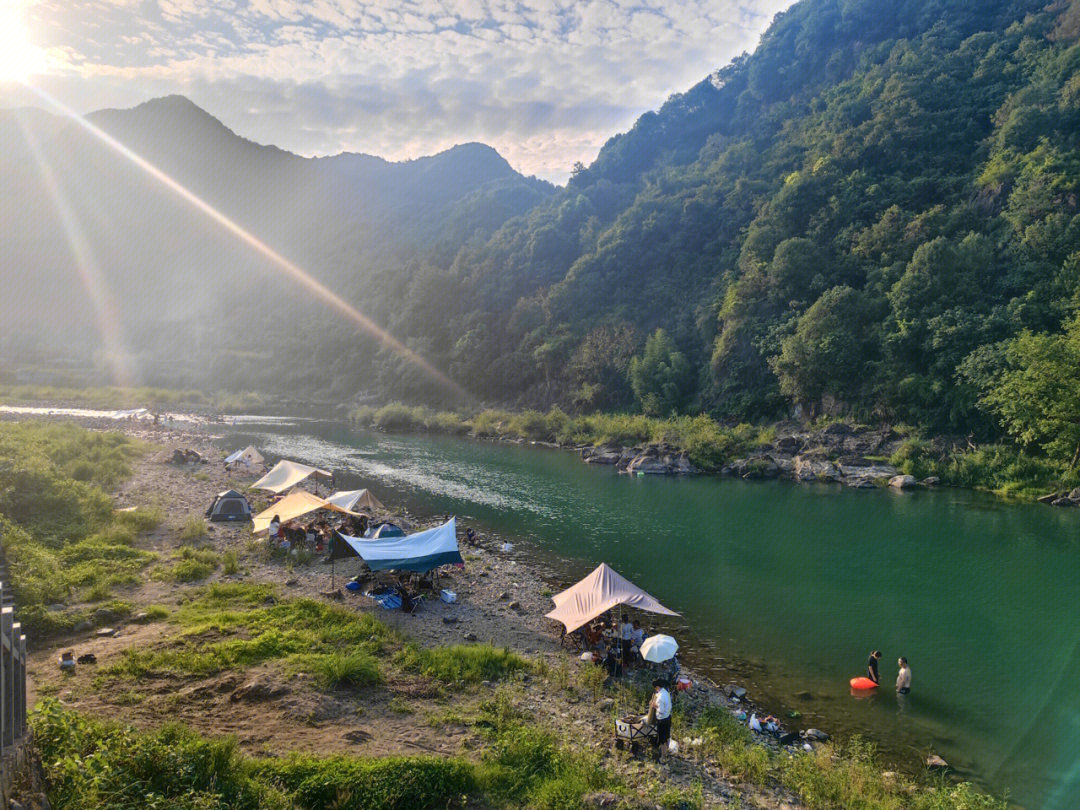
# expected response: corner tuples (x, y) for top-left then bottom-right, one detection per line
(849, 677), (879, 690)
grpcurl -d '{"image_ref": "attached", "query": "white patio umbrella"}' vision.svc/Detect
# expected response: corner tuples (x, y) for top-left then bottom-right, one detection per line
(640, 634), (679, 663)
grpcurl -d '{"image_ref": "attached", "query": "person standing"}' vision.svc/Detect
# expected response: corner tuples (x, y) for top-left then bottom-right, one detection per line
(650, 679), (673, 760)
(619, 613), (634, 667)
(896, 657), (912, 694)
(867, 650), (883, 684)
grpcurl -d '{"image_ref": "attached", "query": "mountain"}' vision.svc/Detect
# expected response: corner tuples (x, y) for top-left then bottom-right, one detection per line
(4, 0), (1080, 443)
(0, 96), (552, 393)
(413, 0), (1080, 435)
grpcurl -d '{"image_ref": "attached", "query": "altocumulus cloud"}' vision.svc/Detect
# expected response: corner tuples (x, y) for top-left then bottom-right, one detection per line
(17, 0), (793, 182)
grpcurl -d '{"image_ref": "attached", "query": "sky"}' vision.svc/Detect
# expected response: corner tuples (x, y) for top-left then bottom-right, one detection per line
(4, 0), (794, 183)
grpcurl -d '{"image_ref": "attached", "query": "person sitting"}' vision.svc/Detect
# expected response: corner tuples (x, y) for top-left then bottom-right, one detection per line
(631, 620), (645, 655)
(584, 622), (603, 650)
(268, 514), (281, 541)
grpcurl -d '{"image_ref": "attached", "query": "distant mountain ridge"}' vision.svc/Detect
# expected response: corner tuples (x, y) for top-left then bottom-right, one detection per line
(4, 0), (1080, 431)
(0, 95), (552, 393)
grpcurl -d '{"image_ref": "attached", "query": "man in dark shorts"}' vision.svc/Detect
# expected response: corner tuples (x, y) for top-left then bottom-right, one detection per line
(867, 650), (883, 684)
(650, 678), (672, 760)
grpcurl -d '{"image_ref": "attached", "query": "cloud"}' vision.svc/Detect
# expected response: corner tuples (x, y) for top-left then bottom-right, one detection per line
(18, 0), (794, 182)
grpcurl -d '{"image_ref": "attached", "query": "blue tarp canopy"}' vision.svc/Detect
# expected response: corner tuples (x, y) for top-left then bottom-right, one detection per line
(339, 517), (462, 573)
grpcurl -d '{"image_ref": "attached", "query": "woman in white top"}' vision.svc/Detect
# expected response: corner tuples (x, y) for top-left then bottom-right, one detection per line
(649, 678), (673, 758)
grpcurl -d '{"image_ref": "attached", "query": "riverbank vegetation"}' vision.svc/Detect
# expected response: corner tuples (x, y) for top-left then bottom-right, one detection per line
(350, 402), (1080, 498)
(0, 422), (162, 636)
(32, 662), (1006, 810)
(350, 403), (774, 471)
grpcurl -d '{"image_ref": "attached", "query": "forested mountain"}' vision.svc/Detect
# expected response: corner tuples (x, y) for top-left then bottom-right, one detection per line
(0, 95), (552, 394)
(414, 0), (1080, 448)
(4, 0), (1080, 460)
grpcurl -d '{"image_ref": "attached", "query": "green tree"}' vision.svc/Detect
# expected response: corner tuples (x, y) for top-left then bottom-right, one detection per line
(771, 286), (877, 413)
(965, 316), (1080, 466)
(628, 330), (694, 416)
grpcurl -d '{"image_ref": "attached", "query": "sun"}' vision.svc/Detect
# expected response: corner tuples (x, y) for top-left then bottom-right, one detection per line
(0, 2), (45, 82)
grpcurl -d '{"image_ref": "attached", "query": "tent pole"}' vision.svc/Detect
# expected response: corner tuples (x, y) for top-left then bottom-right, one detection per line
(331, 558), (335, 591)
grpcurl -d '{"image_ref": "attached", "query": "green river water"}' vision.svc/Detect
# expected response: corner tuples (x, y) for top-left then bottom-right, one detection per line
(219, 417), (1080, 810)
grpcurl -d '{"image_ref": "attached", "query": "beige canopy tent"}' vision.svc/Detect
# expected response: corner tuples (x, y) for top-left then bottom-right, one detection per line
(252, 490), (357, 534)
(326, 489), (385, 513)
(544, 563), (679, 634)
(225, 445), (264, 468)
(251, 460), (332, 494)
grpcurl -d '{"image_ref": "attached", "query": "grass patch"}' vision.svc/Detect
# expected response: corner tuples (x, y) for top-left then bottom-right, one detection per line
(396, 644), (530, 684)
(177, 516), (208, 542)
(101, 584), (397, 684)
(0, 423), (161, 636)
(152, 547), (219, 583)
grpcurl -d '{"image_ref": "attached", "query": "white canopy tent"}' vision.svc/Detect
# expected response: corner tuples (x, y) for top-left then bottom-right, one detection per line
(327, 489), (385, 513)
(338, 517), (462, 573)
(251, 459), (332, 494)
(544, 563), (679, 634)
(251, 490), (356, 534)
(225, 445), (264, 468)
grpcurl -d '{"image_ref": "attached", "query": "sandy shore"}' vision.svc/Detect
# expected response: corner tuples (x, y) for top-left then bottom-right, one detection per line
(16, 416), (836, 808)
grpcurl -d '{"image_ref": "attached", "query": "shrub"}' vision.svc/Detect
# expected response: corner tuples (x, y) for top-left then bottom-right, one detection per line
(255, 753), (474, 810)
(305, 651), (382, 690)
(221, 550), (239, 575)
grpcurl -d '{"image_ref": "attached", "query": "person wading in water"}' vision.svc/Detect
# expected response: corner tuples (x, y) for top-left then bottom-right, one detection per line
(867, 650), (883, 684)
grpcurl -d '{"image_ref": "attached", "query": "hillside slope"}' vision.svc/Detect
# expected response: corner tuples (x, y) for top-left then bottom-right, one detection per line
(429, 0), (1080, 436)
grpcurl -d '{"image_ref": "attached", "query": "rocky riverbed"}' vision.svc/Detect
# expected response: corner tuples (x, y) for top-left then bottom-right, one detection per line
(581, 421), (946, 491)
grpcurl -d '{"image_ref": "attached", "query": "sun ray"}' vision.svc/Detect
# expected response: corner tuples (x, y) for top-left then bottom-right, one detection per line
(22, 84), (466, 400)
(12, 110), (135, 387)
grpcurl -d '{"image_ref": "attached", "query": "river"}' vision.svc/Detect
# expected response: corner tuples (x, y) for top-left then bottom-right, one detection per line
(216, 416), (1079, 810)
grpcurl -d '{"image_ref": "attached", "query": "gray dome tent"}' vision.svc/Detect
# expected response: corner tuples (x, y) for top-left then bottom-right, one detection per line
(206, 489), (252, 522)
(365, 522), (405, 539)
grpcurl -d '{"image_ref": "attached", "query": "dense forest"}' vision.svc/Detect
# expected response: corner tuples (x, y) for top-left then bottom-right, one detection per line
(364, 0), (1080, 469)
(5, 0), (1080, 467)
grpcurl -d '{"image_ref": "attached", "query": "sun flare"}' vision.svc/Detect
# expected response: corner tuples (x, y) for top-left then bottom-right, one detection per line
(0, 1), (45, 82)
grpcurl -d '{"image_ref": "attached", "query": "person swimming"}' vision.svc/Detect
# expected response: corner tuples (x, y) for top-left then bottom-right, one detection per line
(867, 650), (883, 684)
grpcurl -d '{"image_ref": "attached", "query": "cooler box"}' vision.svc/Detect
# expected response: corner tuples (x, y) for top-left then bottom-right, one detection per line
(440, 589), (457, 604)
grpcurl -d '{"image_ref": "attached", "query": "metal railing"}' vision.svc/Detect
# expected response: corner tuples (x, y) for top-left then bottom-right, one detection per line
(0, 579), (28, 756)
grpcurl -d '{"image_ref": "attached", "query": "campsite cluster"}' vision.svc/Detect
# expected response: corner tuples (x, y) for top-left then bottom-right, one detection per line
(7, 416), (1003, 810)
(203, 444), (828, 762)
